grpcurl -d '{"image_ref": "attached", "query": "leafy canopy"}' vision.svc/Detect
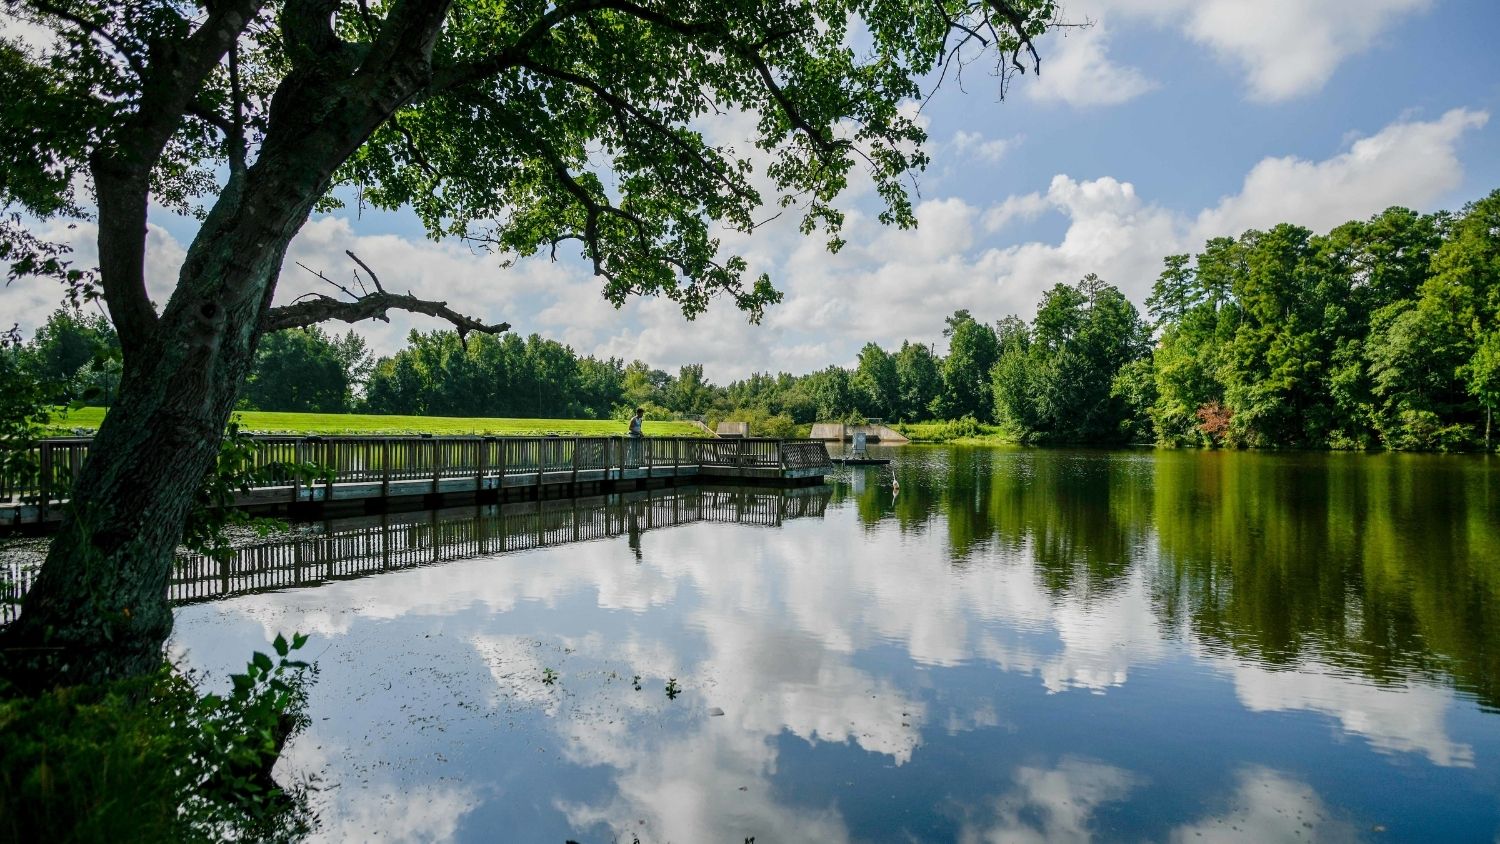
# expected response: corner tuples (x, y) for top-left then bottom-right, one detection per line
(3, 0), (1057, 322)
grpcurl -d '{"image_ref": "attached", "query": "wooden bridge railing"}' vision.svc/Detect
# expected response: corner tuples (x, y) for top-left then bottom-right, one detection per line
(1, 435), (832, 519)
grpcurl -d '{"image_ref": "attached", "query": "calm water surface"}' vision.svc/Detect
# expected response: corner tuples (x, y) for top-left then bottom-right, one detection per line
(171, 446), (1500, 842)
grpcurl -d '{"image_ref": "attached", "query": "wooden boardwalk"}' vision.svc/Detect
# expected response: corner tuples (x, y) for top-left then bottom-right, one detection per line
(2, 485), (831, 623)
(1, 434), (832, 527)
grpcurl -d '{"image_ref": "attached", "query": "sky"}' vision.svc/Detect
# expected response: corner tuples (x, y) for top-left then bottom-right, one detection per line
(4, 0), (1499, 383)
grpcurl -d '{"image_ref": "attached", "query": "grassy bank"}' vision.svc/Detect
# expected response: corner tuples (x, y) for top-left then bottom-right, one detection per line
(48, 408), (707, 438)
(893, 419), (1015, 445)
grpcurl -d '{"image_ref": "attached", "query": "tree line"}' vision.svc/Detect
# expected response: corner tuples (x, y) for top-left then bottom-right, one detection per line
(13, 189), (1498, 450)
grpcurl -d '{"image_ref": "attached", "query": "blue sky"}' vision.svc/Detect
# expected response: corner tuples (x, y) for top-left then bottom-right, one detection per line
(4, 0), (1499, 382)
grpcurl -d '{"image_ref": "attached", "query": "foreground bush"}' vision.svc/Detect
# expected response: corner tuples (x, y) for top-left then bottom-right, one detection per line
(0, 634), (316, 843)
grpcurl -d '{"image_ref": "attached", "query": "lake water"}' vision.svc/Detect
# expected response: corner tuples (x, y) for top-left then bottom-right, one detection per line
(171, 445), (1500, 842)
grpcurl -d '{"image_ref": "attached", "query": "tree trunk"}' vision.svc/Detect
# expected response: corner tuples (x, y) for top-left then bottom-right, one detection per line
(0, 137), (335, 688)
(0, 7), (445, 691)
(0, 220), (293, 690)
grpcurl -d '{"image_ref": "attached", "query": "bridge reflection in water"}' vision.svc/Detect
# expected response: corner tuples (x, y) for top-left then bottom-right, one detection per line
(168, 485), (831, 606)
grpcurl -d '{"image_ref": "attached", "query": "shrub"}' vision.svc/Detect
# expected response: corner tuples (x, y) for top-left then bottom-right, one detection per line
(1195, 401), (1233, 447)
(0, 635), (317, 843)
(1385, 409), (1475, 452)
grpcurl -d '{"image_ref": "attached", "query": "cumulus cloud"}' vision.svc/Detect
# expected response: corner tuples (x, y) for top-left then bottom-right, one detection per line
(1047, 0), (1433, 103)
(1024, 22), (1157, 107)
(0, 217), (185, 341)
(753, 106), (1483, 366)
(1170, 0), (1433, 102)
(1192, 107), (1488, 239)
(952, 130), (1023, 163)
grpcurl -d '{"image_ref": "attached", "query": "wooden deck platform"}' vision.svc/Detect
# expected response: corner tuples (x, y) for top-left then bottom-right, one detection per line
(0, 435), (833, 528)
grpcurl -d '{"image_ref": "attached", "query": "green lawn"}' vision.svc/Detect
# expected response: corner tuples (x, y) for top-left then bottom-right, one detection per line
(52, 407), (707, 438)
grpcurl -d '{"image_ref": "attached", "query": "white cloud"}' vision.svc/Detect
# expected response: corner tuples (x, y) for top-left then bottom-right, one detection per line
(1193, 107), (1489, 239)
(1172, 0), (1433, 102)
(1053, 0), (1433, 103)
(1025, 23), (1157, 107)
(952, 130), (1022, 163)
(983, 190), (1052, 232)
(280, 216), (582, 356)
(0, 218), (183, 339)
(750, 106), (1483, 365)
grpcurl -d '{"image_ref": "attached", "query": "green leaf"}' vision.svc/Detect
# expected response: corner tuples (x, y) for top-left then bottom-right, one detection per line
(273, 633), (289, 657)
(251, 651), (273, 673)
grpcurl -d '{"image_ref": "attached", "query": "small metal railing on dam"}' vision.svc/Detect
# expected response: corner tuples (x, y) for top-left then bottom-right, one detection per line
(1, 434), (834, 525)
(1, 485), (832, 624)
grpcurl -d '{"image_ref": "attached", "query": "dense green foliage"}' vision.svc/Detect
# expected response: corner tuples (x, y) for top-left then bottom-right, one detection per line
(1146, 192), (1500, 450)
(364, 330), (625, 419)
(0, 637), (316, 842)
(242, 328), (370, 414)
(992, 274), (1151, 442)
(6, 310), (120, 407)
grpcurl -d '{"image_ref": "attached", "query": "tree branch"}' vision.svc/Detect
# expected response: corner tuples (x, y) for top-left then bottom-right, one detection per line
(86, 0), (268, 358)
(264, 252), (508, 339)
(24, 0), (146, 79)
(983, 0), (1044, 75)
(429, 0), (614, 91)
(516, 59), (760, 209)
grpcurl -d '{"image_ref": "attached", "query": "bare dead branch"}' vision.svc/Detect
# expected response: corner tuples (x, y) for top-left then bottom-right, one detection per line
(267, 252), (508, 339)
(344, 249), (386, 292)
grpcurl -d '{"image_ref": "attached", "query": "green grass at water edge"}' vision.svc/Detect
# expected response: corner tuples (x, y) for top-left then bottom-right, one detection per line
(50, 407), (707, 438)
(893, 420), (1015, 444)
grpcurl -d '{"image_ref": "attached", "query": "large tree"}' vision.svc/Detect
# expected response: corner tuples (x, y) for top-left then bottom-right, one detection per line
(241, 325), (352, 411)
(0, 0), (1057, 686)
(938, 308), (999, 420)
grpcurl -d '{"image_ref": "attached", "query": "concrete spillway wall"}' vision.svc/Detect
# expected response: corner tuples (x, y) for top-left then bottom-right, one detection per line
(808, 423), (910, 444)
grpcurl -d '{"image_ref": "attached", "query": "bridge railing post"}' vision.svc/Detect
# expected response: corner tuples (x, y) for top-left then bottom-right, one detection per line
(37, 440), (52, 523)
(381, 439), (391, 497)
(292, 439), (304, 503)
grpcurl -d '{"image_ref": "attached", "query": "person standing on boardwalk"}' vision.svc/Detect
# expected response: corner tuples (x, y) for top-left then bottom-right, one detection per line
(628, 407), (644, 465)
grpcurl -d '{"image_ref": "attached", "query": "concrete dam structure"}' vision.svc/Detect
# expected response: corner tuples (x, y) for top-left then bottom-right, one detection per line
(808, 423), (910, 444)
